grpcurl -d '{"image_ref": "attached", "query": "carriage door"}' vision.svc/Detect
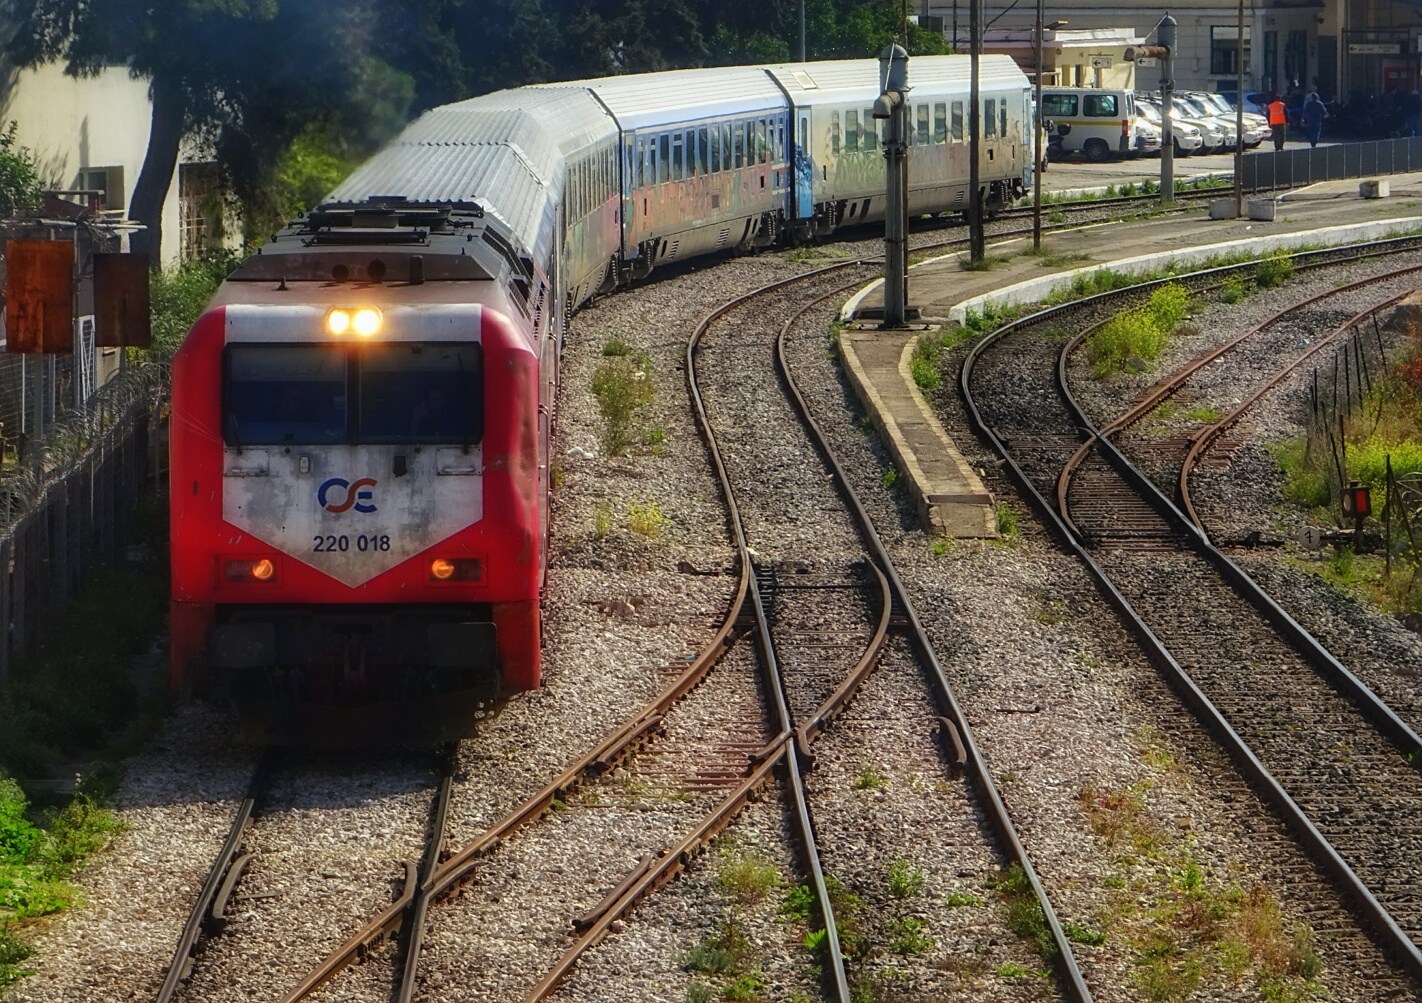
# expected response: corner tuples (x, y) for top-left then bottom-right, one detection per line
(795, 112), (814, 220)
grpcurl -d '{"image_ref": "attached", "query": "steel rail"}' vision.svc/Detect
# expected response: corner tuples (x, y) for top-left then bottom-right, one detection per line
(1178, 289), (1413, 530)
(961, 249), (1422, 982)
(777, 287), (1096, 1002)
(393, 745), (457, 1003)
(155, 755), (275, 1003)
(1056, 261), (1422, 535)
(1052, 263), (1422, 765)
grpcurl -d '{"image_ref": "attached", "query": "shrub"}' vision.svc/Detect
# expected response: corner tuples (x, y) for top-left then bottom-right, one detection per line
(150, 251), (241, 356)
(1087, 308), (1169, 378)
(591, 359), (655, 455)
(1146, 283), (1191, 332)
(626, 501), (666, 538)
(887, 859), (925, 899)
(718, 853), (780, 905)
(910, 354), (940, 392)
(1255, 253), (1294, 289)
(0, 124), (42, 217)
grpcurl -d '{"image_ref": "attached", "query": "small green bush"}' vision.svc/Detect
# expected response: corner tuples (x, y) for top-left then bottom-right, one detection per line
(1219, 275), (1246, 304)
(1087, 308), (1169, 378)
(1255, 253), (1294, 289)
(887, 859), (925, 899)
(718, 853), (780, 905)
(910, 354), (940, 392)
(1146, 283), (1191, 332)
(601, 337), (632, 357)
(591, 359), (656, 456)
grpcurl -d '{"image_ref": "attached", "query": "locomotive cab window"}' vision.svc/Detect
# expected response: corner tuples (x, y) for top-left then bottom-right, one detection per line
(222, 343), (483, 447)
(224, 345), (347, 446)
(358, 344), (483, 445)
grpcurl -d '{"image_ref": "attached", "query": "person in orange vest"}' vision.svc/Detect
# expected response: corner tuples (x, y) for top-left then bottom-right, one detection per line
(1267, 94), (1288, 150)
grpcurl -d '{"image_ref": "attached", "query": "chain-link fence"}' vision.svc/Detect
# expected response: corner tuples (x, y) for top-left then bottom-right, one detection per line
(0, 217), (164, 683)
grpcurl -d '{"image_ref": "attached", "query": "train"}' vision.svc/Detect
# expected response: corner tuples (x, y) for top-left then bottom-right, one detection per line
(168, 55), (1032, 742)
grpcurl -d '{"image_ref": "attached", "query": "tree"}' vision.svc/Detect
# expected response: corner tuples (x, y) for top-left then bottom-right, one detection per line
(0, 123), (42, 217)
(7, 0), (404, 264)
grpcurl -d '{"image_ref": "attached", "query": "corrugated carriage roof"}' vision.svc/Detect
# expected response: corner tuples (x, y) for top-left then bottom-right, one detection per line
(328, 89), (614, 256)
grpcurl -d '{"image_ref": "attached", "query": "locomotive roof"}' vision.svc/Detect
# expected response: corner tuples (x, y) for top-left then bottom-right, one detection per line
(226, 199), (533, 292)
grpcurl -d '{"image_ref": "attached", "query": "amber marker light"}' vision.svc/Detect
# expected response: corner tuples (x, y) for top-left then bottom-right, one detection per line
(326, 309), (352, 336)
(353, 307), (382, 337)
(430, 558), (455, 581)
(225, 558), (277, 582)
(429, 558), (482, 582)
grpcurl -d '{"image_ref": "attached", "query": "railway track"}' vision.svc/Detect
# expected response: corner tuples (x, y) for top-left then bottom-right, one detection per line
(156, 748), (455, 1003)
(961, 241), (1422, 993)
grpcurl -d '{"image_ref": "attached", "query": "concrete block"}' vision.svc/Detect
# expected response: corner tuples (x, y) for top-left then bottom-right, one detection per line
(1360, 179), (1390, 199)
(1208, 198), (1237, 220)
(1247, 199), (1276, 222)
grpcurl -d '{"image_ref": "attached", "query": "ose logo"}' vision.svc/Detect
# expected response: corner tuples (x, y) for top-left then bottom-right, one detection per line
(318, 477), (378, 514)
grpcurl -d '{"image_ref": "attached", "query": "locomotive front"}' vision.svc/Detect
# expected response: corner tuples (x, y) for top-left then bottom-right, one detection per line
(169, 202), (546, 742)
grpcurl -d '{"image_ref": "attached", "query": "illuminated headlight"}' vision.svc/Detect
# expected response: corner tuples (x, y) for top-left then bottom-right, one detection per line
(429, 558), (482, 582)
(326, 308), (382, 337)
(225, 558), (277, 582)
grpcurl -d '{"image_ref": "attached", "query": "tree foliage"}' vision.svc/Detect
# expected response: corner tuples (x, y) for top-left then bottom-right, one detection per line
(0, 124), (43, 218)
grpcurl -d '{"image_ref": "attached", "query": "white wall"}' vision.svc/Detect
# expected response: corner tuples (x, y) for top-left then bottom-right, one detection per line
(0, 62), (186, 265)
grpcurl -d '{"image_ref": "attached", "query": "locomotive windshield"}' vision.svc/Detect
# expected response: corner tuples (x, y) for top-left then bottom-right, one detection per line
(223, 343), (483, 447)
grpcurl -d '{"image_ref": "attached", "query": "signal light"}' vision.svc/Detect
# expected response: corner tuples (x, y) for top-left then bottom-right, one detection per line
(429, 558), (482, 582)
(225, 558), (277, 582)
(326, 309), (351, 335)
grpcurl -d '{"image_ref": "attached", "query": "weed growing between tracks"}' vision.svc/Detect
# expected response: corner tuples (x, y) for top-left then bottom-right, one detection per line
(592, 346), (663, 456)
(684, 850), (784, 1002)
(1074, 728), (1325, 1003)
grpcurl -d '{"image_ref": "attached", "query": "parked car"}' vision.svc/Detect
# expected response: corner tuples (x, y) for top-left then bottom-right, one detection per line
(1185, 91), (1268, 147)
(1173, 95), (1235, 152)
(1135, 98), (1205, 156)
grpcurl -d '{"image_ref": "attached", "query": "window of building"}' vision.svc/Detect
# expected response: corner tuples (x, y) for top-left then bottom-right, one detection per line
(75, 166), (125, 211)
(1210, 25), (1251, 77)
(179, 162), (222, 262)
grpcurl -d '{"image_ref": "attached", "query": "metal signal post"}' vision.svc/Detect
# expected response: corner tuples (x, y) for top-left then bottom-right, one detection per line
(875, 44), (911, 328)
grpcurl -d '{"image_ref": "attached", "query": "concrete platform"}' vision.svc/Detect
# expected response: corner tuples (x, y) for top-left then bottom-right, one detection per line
(838, 173), (1422, 538)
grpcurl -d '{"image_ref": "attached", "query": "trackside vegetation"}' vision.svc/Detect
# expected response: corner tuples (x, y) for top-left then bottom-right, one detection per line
(1087, 283), (1192, 378)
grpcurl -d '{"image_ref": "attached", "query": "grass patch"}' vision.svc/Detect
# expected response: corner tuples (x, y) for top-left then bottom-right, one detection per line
(995, 502), (1018, 538)
(988, 862), (1057, 960)
(0, 777), (126, 989)
(1254, 252), (1294, 289)
(717, 852), (780, 905)
(947, 890), (983, 907)
(601, 337), (632, 357)
(887, 859), (924, 899)
(626, 501), (667, 539)
(853, 763), (888, 790)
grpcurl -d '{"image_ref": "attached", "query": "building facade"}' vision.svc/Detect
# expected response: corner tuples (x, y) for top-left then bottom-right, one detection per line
(933, 0), (1422, 104)
(0, 59), (221, 265)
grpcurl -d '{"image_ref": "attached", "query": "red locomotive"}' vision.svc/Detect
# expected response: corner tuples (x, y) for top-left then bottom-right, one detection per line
(169, 202), (553, 741)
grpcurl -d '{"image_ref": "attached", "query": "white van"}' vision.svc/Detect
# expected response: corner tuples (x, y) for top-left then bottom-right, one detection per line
(1040, 88), (1141, 162)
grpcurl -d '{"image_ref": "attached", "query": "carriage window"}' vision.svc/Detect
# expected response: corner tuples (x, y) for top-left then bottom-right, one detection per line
(916, 103), (930, 145)
(777, 120), (786, 160)
(831, 111), (841, 154)
(985, 99), (998, 138)
(710, 125), (721, 173)
(698, 127), (709, 174)
(658, 134), (671, 183)
(758, 119), (768, 163)
(862, 112), (877, 151)
(1000, 103), (1008, 139)
(951, 101), (964, 141)
(672, 133), (684, 180)
(845, 110), (859, 153)
(1083, 94), (1118, 117)
(357, 343), (484, 445)
(723, 123), (734, 171)
(933, 103), (948, 144)
(732, 121), (743, 168)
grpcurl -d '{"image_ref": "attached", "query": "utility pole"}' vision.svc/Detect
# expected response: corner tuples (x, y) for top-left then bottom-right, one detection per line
(968, 0), (984, 262)
(875, 45), (911, 328)
(1033, 0), (1044, 251)
(799, 0), (806, 62)
(1234, 0), (1245, 217)
(1131, 15), (1177, 205)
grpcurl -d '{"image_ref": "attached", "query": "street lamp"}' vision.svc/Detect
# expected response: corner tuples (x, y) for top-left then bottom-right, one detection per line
(1033, 16), (1068, 251)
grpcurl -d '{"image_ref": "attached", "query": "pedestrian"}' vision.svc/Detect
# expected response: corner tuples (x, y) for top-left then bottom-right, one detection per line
(1406, 88), (1422, 137)
(1303, 91), (1327, 148)
(1267, 93), (1288, 150)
